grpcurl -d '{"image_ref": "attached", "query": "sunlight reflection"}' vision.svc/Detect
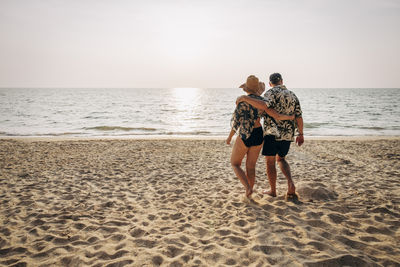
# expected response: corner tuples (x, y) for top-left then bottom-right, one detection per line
(172, 88), (201, 111)
(170, 87), (201, 133)
(172, 87), (200, 103)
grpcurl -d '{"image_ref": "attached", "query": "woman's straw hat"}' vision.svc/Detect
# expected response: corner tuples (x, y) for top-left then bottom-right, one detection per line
(239, 75), (259, 92)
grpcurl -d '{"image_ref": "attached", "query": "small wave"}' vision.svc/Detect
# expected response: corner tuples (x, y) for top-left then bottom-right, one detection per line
(165, 131), (212, 135)
(84, 126), (157, 132)
(0, 132), (76, 137)
(304, 122), (329, 129)
(49, 132), (85, 136)
(83, 116), (109, 119)
(161, 109), (179, 113)
(359, 126), (385, 130)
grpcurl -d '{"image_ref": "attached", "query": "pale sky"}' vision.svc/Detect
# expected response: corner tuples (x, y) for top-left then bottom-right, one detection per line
(0, 0), (399, 88)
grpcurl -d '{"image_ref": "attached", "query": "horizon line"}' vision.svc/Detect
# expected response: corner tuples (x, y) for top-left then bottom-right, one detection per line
(1, 87), (399, 90)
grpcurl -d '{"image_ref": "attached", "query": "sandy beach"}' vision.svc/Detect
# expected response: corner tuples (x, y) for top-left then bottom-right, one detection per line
(0, 137), (399, 266)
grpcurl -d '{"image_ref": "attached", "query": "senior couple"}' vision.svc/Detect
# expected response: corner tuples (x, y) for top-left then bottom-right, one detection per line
(226, 73), (304, 200)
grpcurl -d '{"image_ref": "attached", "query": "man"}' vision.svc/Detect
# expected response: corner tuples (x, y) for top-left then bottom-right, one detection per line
(237, 73), (303, 199)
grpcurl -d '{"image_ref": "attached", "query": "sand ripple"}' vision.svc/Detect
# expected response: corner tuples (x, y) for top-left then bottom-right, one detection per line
(0, 139), (399, 266)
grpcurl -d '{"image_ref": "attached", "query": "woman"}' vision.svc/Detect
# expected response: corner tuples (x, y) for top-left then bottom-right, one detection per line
(226, 75), (294, 198)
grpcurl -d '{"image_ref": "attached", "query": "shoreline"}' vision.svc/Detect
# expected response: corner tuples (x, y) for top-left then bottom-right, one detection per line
(1, 135), (400, 142)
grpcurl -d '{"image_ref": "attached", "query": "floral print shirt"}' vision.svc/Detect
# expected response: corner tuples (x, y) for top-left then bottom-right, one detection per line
(263, 85), (302, 141)
(231, 94), (264, 140)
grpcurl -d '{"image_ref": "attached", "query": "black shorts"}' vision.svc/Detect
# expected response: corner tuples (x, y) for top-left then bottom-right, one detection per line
(242, 127), (263, 147)
(262, 135), (291, 157)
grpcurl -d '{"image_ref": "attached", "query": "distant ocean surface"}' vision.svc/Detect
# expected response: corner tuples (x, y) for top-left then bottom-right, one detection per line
(0, 88), (399, 137)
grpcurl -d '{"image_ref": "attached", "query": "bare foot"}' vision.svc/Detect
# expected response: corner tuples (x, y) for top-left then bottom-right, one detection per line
(285, 192), (299, 203)
(287, 183), (296, 195)
(262, 190), (277, 197)
(246, 188), (253, 198)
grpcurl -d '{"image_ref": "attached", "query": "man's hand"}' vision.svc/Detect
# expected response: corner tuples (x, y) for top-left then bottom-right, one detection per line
(296, 135), (304, 146)
(236, 95), (247, 105)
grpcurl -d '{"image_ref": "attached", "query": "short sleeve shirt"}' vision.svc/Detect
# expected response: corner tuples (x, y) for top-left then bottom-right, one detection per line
(231, 94), (264, 140)
(263, 85), (302, 141)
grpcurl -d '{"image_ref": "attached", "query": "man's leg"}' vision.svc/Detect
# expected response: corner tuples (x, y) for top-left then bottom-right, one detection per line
(264, 156), (277, 197)
(261, 135), (278, 197)
(276, 156), (296, 195)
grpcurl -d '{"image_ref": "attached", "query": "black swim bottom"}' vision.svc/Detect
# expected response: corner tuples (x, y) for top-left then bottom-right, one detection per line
(262, 135), (291, 157)
(242, 127), (264, 147)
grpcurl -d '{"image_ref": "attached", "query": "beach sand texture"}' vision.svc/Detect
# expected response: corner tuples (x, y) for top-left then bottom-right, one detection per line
(0, 139), (399, 266)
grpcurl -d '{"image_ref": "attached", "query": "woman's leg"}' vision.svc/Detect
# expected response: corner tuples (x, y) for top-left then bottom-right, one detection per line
(230, 137), (251, 197)
(245, 143), (263, 192)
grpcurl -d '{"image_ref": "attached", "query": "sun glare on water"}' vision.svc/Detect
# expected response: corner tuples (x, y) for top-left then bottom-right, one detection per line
(170, 87), (201, 132)
(172, 87), (200, 102)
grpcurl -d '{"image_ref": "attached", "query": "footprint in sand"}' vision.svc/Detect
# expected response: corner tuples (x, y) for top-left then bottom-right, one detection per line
(303, 254), (372, 267)
(170, 212), (183, 220)
(110, 234), (126, 242)
(73, 223), (86, 230)
(216, 229), (231, 236)
(129, 228), (146, 238)
(227, 236), (248, 246)
(87, 236), (99, 244)
(133, 238), (156, 248)
(162, 245), (183, 258)
(225, 258), (237, 265)
(233, 219), (248, 227)
(147, 214), (157, 221)
(152, 255), (163, 266)
(104, 259), (134, 267)
(179, 235), (190, 244)
(297, 185), (338, 201)
(327, 213), (347, 224)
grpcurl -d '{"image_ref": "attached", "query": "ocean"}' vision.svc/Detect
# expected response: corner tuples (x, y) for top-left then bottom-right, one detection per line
(0, 88), (399, 137)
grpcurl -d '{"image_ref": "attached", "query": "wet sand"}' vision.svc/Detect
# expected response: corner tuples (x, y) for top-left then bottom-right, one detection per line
(0, 138), (399, 266)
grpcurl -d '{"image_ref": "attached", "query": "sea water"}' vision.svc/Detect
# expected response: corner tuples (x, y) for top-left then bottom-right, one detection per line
(0, 88), (399, 137)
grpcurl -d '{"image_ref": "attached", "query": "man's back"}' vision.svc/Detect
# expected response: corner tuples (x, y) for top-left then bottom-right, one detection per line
(263, 85), (302, 141)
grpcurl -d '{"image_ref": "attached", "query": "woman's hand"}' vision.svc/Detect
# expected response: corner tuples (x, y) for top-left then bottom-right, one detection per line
(226, 137), (232, 145)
